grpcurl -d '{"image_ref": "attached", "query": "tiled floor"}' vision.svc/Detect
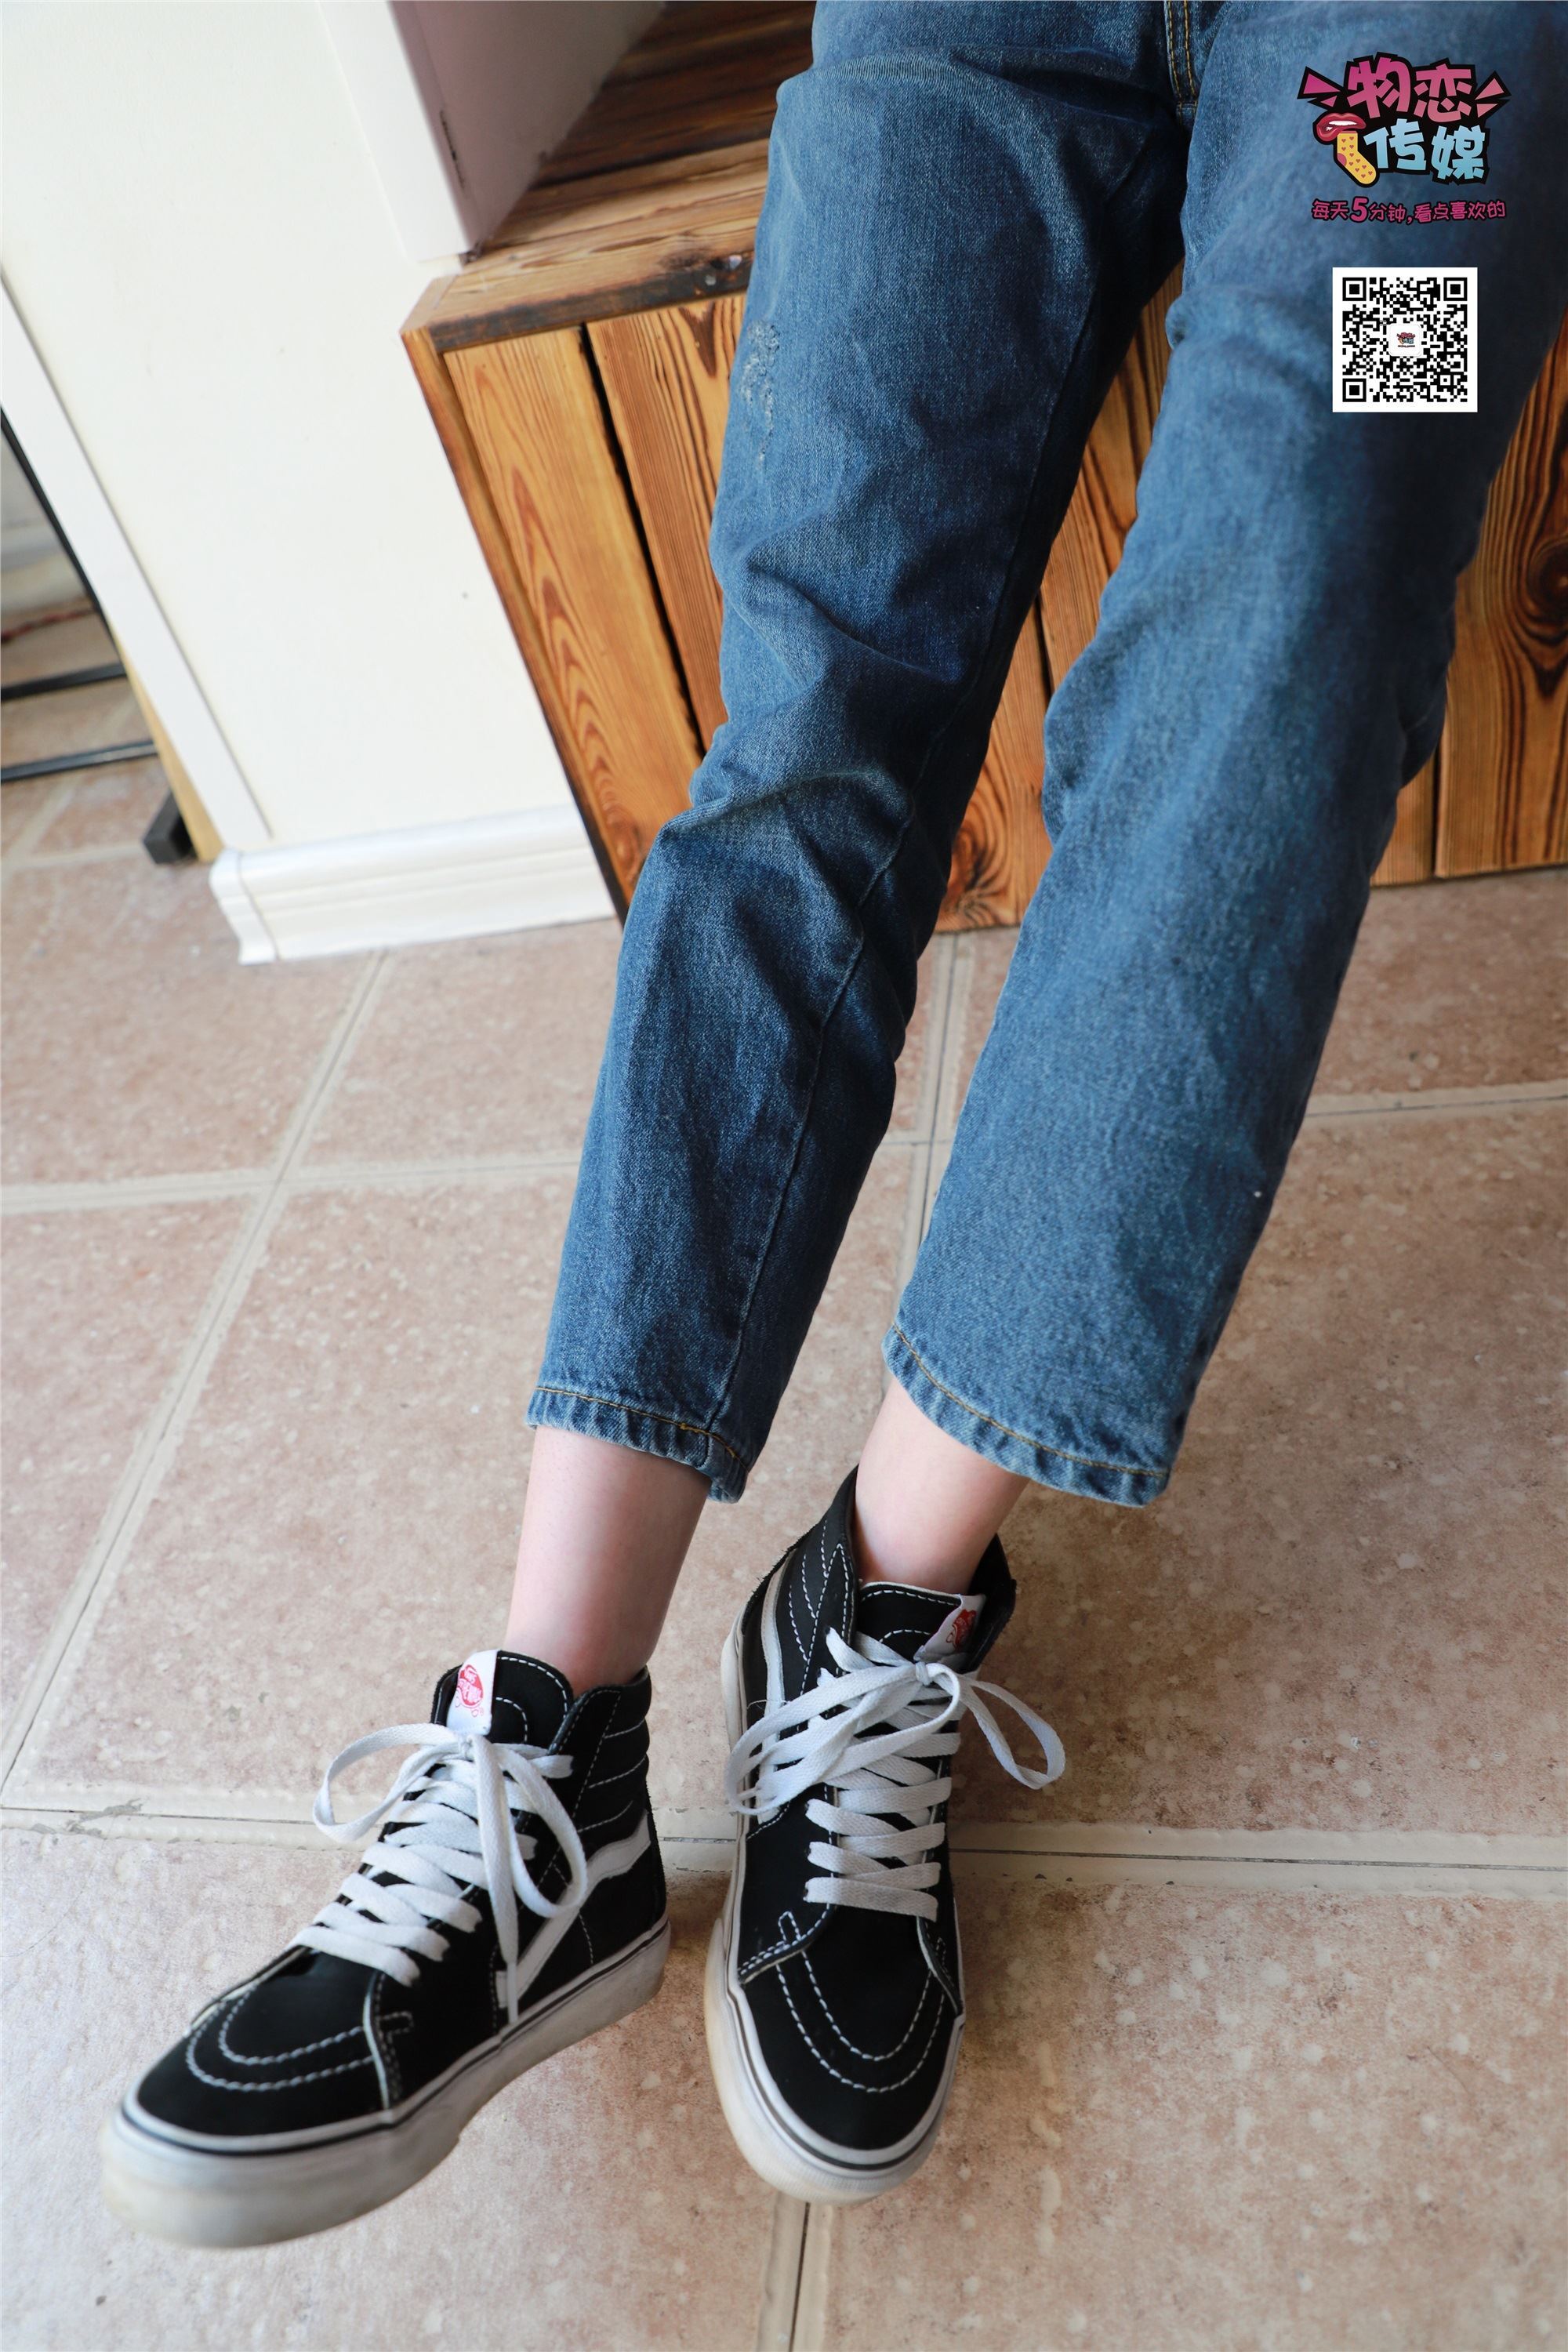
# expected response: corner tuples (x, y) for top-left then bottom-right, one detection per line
(2, 770), (1563, 2350)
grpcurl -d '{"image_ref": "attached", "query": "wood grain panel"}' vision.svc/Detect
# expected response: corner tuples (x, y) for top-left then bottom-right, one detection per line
(1436, 312), (1568, 876)
(448, 327), (701, 902)
(535, 2), (814, 188)
(404, 297), (629, 912)
(1371, 756), (1438, 887)
(942, 613), (1051, 927)
(590, 296), (746, 742)
(613, 1), (811, 84)
(1038, 272), (1181, 688)
(448, 147), (770, 347)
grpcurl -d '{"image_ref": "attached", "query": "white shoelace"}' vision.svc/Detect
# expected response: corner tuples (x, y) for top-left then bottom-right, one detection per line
(296, 1722), (588, 2024)
(724, 1627), (1066, 1920)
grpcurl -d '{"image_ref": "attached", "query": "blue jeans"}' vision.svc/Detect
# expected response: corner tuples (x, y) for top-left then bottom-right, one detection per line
(529, 2), (1567, 1508)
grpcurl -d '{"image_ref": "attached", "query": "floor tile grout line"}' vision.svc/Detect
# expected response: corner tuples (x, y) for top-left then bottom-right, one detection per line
(272, 952), (393, 1178)
(4, 1809), (1559, 1902)
(783, 2201), (812, 2352)
(885, 942), (957, 1356)
(21, 841), (147, 869)
(284, 1150), (588, 1190)
(1, 1137), (934, 1216)
(916, 934), (956, 1150)
(755, 2197), (810, 2352)
(2, 1172), (276, 1214)
(791, 2205), (833, 2352)
(5, 1797), (1560, 1874)
(6, 1080), (1559, 1219)
(0, 958), (388, 1796)
(915, 934), (964, 1240)
(949, 1853), (1565, 1899)
(0, 776), (74, 879)
(930, 930), (972, 1149)
(892, 1142), (933, 1309)
(1303, 1080), (1565, 1122)
(0, 1186), (277, 1787)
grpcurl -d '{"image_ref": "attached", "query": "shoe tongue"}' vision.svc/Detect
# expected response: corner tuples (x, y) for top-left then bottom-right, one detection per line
(437, 1646), (575, 1748)
(855, 1583), (987, 1665)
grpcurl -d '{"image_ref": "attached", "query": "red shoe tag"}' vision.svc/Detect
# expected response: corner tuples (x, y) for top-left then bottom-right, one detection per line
(915, 1597), (985, 1663)
(448, 1649), (497, 1733)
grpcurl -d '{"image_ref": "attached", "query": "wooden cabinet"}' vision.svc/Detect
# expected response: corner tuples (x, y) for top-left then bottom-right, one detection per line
(405, 2), (1565, 926)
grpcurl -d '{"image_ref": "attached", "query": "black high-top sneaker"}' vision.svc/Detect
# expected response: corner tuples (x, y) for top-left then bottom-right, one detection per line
(706, 1469), (1065, 2202)
(102, 1648), (668, 2246)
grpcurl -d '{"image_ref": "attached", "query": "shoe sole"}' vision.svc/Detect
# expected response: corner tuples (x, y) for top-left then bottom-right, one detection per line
(100, 1918), (670, 2248)
(703, 1612), (953, 2205)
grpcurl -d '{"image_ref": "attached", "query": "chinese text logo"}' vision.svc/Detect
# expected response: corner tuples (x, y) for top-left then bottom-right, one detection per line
(1299, 55), (1508, 186)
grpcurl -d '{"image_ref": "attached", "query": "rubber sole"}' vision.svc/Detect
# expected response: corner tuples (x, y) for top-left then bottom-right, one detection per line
(703, 1610), (953, 2205)
(101, 1919), (670, 2248)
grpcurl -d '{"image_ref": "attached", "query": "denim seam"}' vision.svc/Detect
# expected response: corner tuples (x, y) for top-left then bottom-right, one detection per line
(888, 1323), (1166, 1483)
(702, 118), (1171, 1465)
(1181, 0), (1196, 108)
(530, 1382), (746, 1468)
(1163, 0), (1184, 107)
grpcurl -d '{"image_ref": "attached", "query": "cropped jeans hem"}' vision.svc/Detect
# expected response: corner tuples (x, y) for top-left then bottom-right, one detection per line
(526, 1382), (752, 1504)
(883, 1323), (1170, 1510)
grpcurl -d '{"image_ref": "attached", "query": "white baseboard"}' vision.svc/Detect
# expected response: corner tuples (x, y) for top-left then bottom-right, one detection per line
(209, 804), (615, 964)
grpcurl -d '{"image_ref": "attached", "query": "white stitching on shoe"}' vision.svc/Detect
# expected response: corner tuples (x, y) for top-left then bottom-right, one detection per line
(799, 1949), (937, 2062)
(184, 2032), (377, 2093)
(572, 1690), (619, 1817)
(790, 1530), (846, 1680)
(578, 1753), (647, 1791)
(747, 1903), (811, 1969)
(804, 1532), (833, 1664)
(775, 1963), (947, 2093)
(786, 1565), (810, 1664)
(215, 1990), (362, 2067)
(490, 1693), (535, 1722)
(574, 1795), (641, 1836)
(379, 1997), (416, 2111)
(495, 1657), (574, 1711)
(859, 1582), (958, 1603)
(746, 1925), (800, 1964)
(366, 1973), (391, 2111)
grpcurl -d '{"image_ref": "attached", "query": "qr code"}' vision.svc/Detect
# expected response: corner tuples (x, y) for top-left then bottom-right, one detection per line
(1333, 266), (1477, 413)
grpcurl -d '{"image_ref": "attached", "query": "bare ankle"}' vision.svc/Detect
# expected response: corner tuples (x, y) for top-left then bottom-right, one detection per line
(853, 1382), (1026, 1591)
(499, 1617), (648, 1694)
(505, 1428), (707, 1695)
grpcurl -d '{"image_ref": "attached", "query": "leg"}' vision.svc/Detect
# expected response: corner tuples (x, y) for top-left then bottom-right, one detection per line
(509, 3), (1188, 1675)
(887, 1), (1568, 1506)
(505, 1431), (706, 1687)
(523, 2), (1186, 1551)
(507, 2), (1189, 1675)
(855, 1380), (1026, 1588)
